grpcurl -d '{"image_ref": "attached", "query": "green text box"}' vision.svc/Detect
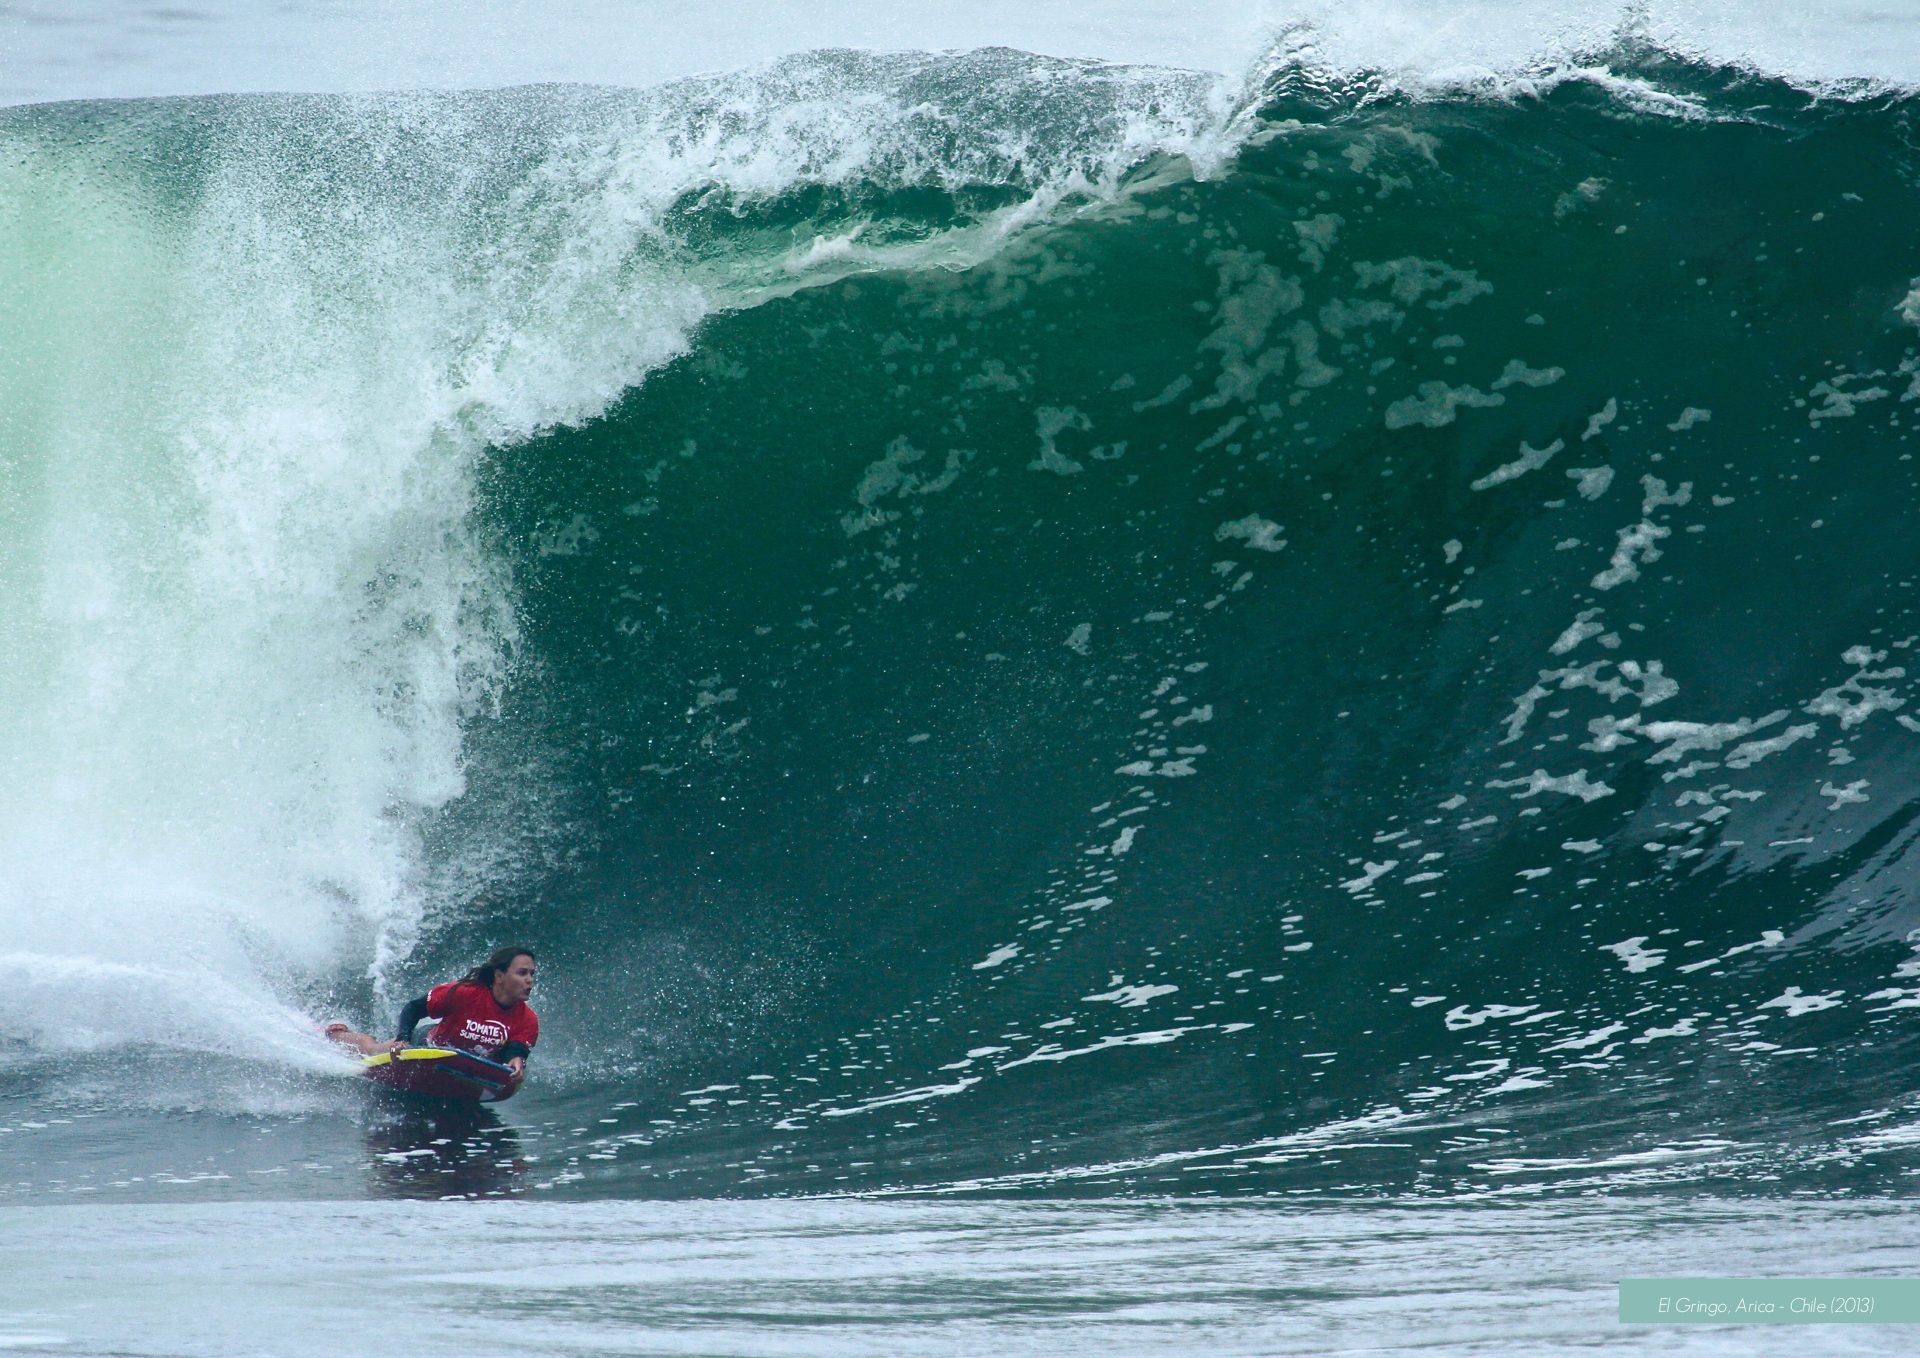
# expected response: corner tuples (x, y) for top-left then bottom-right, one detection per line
(1621, 1279), (1920, 1324)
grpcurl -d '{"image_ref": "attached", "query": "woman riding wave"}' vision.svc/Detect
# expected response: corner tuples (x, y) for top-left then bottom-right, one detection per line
(325, 945), (539, 1081)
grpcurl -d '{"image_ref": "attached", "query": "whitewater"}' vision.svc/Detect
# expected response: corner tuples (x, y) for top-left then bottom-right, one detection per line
(4, 1), (1920, 1353)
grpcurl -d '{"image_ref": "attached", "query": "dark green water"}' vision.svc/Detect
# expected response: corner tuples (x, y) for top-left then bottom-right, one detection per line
(3, 50), (1920, 1202)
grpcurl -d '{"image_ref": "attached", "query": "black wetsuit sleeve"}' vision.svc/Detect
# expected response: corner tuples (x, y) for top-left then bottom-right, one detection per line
(394, 996), (430, 1042)
(494, 1041), (531, 1063)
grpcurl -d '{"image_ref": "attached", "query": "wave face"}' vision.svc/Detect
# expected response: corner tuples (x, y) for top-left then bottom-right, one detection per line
(5, 46), (1920, 1198)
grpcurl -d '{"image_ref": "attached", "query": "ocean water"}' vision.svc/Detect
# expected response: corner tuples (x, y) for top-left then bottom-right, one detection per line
(3, 1199), (1920, 1355)
(4, 2), (1920, 1352)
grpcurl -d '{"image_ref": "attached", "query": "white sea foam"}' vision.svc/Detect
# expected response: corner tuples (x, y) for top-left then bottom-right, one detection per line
(1472, 437), (1564, 490)
(1083, 980), (1180, 1008)
(1604, 937), (1668, 973)
(1758, 986), (1846, 1017)
(1486, 768), (1615, 801)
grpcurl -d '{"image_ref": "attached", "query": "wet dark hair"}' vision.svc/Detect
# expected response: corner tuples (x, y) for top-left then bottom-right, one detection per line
(460, 945), (536, 989)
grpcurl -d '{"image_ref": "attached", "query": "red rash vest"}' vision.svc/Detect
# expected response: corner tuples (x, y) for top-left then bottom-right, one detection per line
(425, 980), (539, 1057)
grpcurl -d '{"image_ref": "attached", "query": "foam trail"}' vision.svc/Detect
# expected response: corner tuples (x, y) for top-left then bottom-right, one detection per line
(9, 953), (346, 1069)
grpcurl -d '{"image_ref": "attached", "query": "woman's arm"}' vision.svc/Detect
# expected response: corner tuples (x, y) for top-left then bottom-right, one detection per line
(392, 995), (430, 1043)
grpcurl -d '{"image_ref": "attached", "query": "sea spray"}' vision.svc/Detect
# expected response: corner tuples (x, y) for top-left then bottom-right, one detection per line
(0, 52), (1254, 1060)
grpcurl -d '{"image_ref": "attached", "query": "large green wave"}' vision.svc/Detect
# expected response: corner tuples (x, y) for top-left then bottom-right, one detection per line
(6, 50), (1920, 1196)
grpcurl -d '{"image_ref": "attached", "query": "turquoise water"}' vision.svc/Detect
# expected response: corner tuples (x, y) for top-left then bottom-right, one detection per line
(3, 6), (1920, 1351)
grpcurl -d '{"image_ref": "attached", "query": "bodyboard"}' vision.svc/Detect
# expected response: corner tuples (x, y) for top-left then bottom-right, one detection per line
(362, 1046), (520, 1102)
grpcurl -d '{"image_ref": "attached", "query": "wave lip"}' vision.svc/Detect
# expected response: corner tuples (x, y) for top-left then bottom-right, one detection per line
(6, 2), (1920, 110)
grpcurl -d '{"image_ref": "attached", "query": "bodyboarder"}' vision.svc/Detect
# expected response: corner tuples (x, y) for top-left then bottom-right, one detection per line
(325, 945), (539, 1083)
